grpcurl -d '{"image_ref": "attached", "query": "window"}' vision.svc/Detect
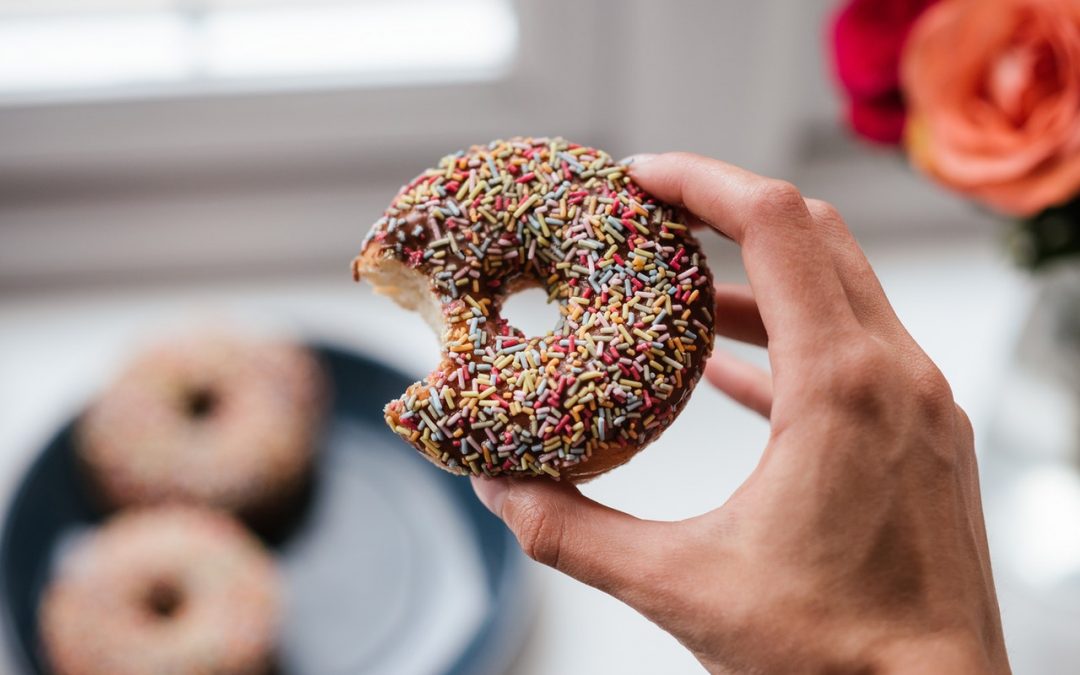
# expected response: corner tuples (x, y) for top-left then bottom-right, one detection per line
(0, 0), (518, 101)
(2, 2), (847, 285)
(0, 0), (609, 285)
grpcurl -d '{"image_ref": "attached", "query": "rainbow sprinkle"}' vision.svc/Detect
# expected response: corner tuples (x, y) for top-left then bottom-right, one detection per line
(354, 137), (714, 479)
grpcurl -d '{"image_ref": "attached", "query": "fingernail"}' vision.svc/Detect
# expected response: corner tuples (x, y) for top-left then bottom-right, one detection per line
(619, 153), (657, 168)
(471, 476), (509, 517)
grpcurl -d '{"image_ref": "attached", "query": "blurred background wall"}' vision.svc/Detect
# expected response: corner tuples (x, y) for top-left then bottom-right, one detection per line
(0, 0), (982, 290)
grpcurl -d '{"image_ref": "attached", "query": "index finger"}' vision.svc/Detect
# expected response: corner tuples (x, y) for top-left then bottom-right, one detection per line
(630, 153), (859, 357)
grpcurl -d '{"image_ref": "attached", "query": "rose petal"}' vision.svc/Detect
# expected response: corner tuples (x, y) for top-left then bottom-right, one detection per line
(849, 95), (908, 144)
(901, 0), (1080, 214)
(969, 149), (1080, 215)
(830, 0), (939, 98)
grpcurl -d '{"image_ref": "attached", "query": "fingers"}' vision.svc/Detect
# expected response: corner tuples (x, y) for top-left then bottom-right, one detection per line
(803, 199), (905, 340)
(705, 351), (773, 418)
(471, 477), (690, 617)
(714, 283), (768, 347)
(633, 152), (904, 346)
(710, 284), (771, 415)
(630, 153), (859, 358)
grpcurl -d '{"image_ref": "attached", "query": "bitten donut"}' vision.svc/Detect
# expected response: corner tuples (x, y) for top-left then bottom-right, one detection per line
(39, 506), (281, 675)
(354, 137), (715, 479)
(76, 332), (326, 521)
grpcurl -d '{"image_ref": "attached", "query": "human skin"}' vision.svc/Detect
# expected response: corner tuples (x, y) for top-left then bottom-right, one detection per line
(471, 153), (1010, 674)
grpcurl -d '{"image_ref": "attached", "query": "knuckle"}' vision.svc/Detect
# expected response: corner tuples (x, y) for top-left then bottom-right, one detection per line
(909, 362), (956, 419)
(506, 494), (563, 568)
(749, 179), (807, 220)
(826, 340), (894, 416)
(839, 338), (892, 380)
(953, 404), (975, 442)
(804, 200), (876, 281)
(806, 199), (860, 254)
(804, 198), (843, 226)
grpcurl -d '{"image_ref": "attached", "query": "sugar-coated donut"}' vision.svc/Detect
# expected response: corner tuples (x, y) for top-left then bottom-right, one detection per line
(76, 333), (326, 521)
(354, 137), (715, 479)
(39, 506), (281, 675)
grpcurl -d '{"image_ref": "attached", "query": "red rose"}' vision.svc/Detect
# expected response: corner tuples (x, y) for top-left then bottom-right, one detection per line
(848, 92), (908, 144)
(829, 0), (940, 144)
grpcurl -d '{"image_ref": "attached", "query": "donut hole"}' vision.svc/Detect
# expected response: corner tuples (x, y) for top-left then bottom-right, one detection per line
(184, 386), (218, 420)
(143, 580), (184, 620)
(501, 286), (561, 338)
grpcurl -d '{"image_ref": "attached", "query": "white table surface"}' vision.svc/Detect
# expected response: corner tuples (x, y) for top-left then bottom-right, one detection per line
(0, 233), (1036, 674)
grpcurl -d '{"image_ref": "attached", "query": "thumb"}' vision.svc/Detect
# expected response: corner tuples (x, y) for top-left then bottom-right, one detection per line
(471, 477), (690, 614)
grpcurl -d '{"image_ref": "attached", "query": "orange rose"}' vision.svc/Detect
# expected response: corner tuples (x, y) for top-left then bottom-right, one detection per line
(901, 0), (1080, 216)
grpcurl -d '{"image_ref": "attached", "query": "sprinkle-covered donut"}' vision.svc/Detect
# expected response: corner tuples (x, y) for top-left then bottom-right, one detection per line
(39, 506), (281, 675)
(354, 137), (715, 479)
(76, 333), (326, 522)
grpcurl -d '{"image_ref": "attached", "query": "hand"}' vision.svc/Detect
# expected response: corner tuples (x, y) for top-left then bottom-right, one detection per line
(471, 153), (1009, 674)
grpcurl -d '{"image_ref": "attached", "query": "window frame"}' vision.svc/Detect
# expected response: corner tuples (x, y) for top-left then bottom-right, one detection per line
(0, 0), (606, 182)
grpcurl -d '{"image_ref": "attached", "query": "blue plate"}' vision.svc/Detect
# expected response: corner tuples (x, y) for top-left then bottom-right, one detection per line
(0, 345), (530, 675)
